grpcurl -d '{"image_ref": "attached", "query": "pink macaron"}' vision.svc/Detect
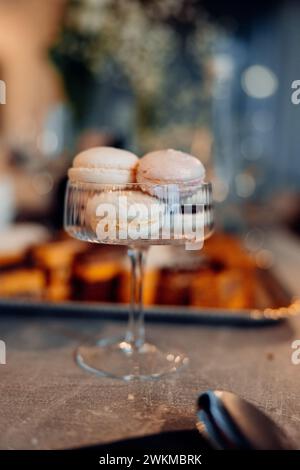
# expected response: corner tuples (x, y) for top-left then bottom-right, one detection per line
(136, 148), (206, 197)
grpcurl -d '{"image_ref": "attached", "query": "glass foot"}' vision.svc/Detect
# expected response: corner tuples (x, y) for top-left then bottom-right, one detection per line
(75, 337), (189, 381)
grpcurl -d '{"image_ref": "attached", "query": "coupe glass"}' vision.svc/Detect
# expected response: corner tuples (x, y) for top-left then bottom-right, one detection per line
(64, 181), (213, 380)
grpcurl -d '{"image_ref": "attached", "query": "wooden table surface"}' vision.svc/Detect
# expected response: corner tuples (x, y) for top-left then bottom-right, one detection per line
(0, 229), (300, 450)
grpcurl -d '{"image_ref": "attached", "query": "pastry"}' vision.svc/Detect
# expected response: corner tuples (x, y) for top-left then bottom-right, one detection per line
(0, 269), (45, 299)
(0, 223), (49, 271)
(190, 268), (254, 309)
(33, 238), (85, 301)
(137, 148), (205, 197)
(68, 146), (139, 184)
(71, 245), (125, 302)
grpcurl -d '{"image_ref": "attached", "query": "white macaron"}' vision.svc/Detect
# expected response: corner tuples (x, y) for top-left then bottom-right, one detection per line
(68, 147), (139, 184)
(93, 190), (164, 242)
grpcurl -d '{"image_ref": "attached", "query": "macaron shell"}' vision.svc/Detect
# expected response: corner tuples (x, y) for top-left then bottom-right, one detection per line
(92, 190), (164, 242)
(68, 167), (136, 184)
(73, 147), (138, 170)
(69, 147), (138, 184)
(137, 149), (205, 184)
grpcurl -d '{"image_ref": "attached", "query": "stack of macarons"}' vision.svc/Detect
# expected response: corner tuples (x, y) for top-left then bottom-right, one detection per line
(68, 146), (206, 242)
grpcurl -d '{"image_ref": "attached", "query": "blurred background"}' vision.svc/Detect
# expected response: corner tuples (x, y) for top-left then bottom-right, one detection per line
(0, 0), (299, 310)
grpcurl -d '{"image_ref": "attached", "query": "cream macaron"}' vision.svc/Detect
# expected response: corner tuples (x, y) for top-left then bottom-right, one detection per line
(137, 148), (205, 197)
(93, 190), (164, 242)
(68, 147), (139, 185)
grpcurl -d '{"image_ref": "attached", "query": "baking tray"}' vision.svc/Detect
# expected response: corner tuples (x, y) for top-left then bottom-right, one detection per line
(0, 300), (278, 326)
(0, 267), (298, 327)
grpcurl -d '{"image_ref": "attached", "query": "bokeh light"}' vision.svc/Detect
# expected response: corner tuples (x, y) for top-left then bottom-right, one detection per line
(240, 136), (264, 161)
(37, 130), (59, 156)
(244, 228), (265, 252)
(235, 172), (256, 198)
(241, 65), (278, 99)
(31, 172), (54, 195)
(255, 249), (274, 269)
(212, 176), (229, 202)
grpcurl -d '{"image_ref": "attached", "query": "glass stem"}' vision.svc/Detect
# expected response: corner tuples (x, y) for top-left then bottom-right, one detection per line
(126, 247), (147, 351)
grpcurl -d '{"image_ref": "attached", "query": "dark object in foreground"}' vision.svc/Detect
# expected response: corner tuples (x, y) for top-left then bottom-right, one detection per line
(197, 390), (295, 450)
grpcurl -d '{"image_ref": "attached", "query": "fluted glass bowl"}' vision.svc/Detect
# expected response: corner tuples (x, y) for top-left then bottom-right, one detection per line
(64, 181), (213, 380)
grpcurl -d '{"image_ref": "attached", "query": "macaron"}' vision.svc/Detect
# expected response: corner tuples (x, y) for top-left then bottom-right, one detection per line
(93, 190), (164, 242)
(161, 208), (205, 244)
(137, 148), (205, 197)
(68, 147), (139, 185)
